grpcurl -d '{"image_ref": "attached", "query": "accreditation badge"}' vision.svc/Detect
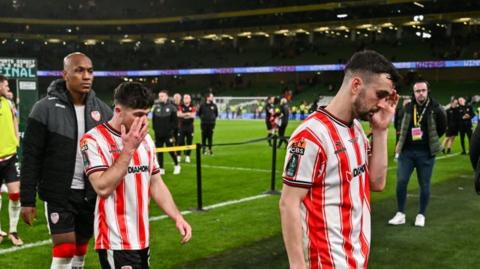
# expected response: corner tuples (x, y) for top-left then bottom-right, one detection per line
(411, 127), (423, 141)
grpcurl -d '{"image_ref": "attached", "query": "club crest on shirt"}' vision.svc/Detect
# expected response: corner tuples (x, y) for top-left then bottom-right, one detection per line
(289, 139), (306, 155)
(50, 212), (59, 224)
(334, 141), (346, 154)
(91, 111), (101, 122)
(121, 266), (133, 269)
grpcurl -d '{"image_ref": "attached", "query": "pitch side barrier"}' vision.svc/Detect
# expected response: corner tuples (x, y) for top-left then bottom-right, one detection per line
(155, 135), (288, 211)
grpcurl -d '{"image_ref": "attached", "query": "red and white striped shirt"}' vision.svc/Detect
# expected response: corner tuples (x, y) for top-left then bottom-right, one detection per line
(282, 108), (371, 269)
(80, 122), (160, 250)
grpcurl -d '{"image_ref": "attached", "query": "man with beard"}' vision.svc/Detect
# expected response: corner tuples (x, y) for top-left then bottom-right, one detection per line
(151, 90), (181, 175)
(389, 80), (446, 227)
(279, 50), (400, 269)
(20, 53), (112, 268)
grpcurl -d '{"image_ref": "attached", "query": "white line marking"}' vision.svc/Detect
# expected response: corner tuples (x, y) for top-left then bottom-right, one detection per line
(0, 239), (52, 255)
(0, 194), (271, 255)
(387, 153), (460, 170)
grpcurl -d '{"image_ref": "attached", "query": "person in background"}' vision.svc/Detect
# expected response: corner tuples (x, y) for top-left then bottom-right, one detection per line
(0, 75), (22, 246)
(442, 98), (460, 154)
(276, 98), (290, 148)
(177, 94), (196, 163)
(151, 90), (181, 175)
(265, 96), (275, 146)
(458, 97), (475, 154)
(389, 80), (446, 227)
(198, 93), (218, 155)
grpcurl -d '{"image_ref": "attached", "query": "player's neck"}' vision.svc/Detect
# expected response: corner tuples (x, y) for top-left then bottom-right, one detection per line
(325, 91), (353, 124)
(108, 116), (122, 133)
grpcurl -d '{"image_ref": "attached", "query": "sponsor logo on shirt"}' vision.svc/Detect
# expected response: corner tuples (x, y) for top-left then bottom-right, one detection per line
(352, 163), (367, 177)
(289, 139), (306, 155)
(128, 165), (149, 174)
(285, 154), (299, 177)
(334, 141), (346, 154)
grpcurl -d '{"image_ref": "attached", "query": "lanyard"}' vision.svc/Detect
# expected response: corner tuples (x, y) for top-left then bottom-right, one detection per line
(413, 99), (429, 127)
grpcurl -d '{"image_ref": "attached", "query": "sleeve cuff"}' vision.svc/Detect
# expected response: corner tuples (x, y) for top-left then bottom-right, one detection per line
(85, 166), (109, 176)
(282, 178), (312, 189)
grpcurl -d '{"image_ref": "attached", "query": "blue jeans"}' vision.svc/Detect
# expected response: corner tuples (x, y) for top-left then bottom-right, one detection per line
(396, 148), (436, 215)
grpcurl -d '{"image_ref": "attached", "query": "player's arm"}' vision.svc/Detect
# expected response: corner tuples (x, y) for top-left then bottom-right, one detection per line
(87, 117), (148, 198)
(279, 185), (309, 269)
(150, 172), (192, 244)
(368, 91), (399, 191)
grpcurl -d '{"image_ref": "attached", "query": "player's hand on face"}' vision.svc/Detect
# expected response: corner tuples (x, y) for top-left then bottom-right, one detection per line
(175, 217), (192, 244)
(21, 207), (37, 226)
(121, 116), (149, 153)
(370, 90), (399, 131)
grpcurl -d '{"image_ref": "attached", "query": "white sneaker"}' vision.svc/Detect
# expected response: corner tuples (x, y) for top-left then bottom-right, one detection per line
(160, 168), (165, 175)
(173, 165), (181, 175)
(388, 212), (406, 225)
(177, 156), (181, 163)
(415, 214), (425, 227)
(0, 184), (7, 193)
(0, 230), (7, 237)
(185, 156), (191, 163)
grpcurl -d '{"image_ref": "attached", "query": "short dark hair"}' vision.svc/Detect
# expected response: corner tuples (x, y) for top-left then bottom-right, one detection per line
(113, 82), (154, 109)
(159, 89), (168, 95)
(0, 75), (7, 83)
(345, 50), (401, 84)
(413, 80), (430, 89)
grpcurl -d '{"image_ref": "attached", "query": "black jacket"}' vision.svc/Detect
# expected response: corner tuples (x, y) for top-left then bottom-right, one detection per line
(152, 101), (178, 137)
(198, 102), (218, 125)
(20, 79), (112, 207)
(471, 124), (480, 193)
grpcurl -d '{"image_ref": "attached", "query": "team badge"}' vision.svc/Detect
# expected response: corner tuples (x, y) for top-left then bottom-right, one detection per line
(166, 108), (170, 112)
(91, 111), (101, 122)
(50, 212), (59, 224)
(289, 139), (306, 155)
(121, 266), (133, 269)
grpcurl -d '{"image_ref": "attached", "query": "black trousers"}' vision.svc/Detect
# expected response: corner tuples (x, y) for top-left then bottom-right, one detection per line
(277, 124), (288, 147)
(201, 123), (215, 151)
(178, 129), (194, 156)
(460, 127), (473, 153)
(155, 135), (178, 167)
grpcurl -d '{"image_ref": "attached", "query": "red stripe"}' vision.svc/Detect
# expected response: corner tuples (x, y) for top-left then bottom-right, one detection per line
(97, 124), (131, 250)
(317, 114), (356, 269)
(297, 123), (334, 268)
(132, 151), (146, 249)
(348, 126), (370, 264)
(96, 198), (110, 249)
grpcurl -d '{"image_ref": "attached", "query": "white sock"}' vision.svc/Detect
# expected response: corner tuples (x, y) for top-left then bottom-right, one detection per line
(8, 199), (20, 233)
(51, 257), (73, 269)
(72, 255), (85, 269)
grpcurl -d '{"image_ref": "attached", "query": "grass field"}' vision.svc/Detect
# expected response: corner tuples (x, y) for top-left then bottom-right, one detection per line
(0, 119), (478, 268)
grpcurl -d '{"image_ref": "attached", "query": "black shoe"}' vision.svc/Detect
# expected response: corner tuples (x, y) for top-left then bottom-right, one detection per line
(461, 151), (466, 155)
(446, 148), (451, 154)
(442, 149), (446, 154)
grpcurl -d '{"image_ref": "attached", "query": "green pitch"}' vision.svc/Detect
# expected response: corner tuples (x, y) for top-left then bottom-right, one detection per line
(0, 119), (477, 268)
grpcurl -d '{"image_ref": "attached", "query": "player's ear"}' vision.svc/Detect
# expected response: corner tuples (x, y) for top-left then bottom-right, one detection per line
(351, 77), (362, 96)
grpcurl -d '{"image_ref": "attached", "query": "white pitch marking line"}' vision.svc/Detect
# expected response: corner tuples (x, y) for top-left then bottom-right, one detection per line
(0, 194), (272, 255)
